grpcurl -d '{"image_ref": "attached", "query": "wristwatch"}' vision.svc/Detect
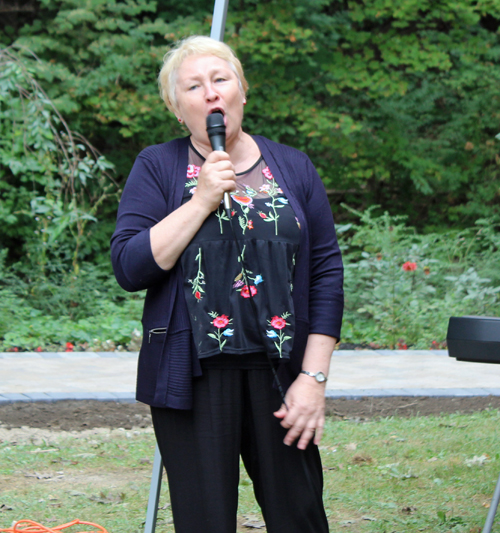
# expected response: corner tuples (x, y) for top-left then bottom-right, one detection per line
(300, 370), (327, 383)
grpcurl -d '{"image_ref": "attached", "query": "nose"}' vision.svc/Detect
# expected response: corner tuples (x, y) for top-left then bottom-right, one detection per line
(204, 83), (219, 102)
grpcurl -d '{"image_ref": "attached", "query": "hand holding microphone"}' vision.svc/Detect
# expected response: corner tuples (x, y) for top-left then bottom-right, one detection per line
(206, 111), (232, 212)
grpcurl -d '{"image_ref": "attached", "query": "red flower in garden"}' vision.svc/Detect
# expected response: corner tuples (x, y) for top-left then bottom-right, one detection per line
(240, 285), (257, 298)
(35, 346), (42, 352)
(402, 261), (417, 272)
(247, 220), (254, 230)
(259, 212), (267, 219)
(195, 291), (202, 300)
(270, 316), (287, 330)
(213, 315), (230, 328)
(65, 342), (74, 352)
(396, 341), (408, 350)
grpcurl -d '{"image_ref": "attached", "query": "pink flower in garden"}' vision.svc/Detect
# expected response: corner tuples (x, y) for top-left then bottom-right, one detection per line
(270, 316), (287, 330)
(402, 261), (417, 272)
(262, 167), (274, 180)
(240, 285), (257, 298)
(213, 315), (230, 328)
(65, 342), (74, 352)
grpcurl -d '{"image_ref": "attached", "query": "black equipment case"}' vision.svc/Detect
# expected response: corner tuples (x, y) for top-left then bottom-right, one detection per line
(447, 316), (500, 364)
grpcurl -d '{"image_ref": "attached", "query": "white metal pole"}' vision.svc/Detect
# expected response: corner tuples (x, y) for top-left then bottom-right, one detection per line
(210, 0), (230, 42)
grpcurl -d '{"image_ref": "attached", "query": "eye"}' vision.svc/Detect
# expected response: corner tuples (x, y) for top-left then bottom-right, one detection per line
(188, 84), (198, 91)
(215, 77), (226, 83)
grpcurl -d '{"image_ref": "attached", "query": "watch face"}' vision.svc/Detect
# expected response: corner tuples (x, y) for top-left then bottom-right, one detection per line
(316, 372), (326, 383)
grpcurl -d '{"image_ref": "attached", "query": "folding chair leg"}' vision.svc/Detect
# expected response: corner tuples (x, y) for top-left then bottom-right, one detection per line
(144, 443), (163, 533)
(482, 471), (500, 533)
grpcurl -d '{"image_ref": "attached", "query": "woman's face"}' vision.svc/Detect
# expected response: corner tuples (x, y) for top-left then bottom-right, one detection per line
(175, 54), (245, 148)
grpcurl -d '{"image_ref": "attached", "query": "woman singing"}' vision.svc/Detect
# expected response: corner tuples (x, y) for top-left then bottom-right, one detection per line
(111, 35), (343, 533)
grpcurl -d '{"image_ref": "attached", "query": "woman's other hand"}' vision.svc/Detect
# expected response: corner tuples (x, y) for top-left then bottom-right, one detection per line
(191, 151), (236, 213)
(273, 333), (336, 450)
(273, 374), (326, 450)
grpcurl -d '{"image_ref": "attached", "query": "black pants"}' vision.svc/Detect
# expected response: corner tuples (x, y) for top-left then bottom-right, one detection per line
(151, 366), (329, 533)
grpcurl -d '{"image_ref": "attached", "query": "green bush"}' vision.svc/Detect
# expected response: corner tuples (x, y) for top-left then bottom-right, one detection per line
(2, 209), (499, 352)
(340, 207), (500, 348)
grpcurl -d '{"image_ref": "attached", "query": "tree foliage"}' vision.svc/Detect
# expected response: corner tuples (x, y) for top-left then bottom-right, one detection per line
(1, 0), (500, 231)
(0, 46), (117, 274)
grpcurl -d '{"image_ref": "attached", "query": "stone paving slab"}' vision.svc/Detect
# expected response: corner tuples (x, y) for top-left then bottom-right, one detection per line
(1, 350), (500, 403)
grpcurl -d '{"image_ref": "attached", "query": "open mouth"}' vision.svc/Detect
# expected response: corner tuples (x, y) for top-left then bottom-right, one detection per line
(209, 108), (225, 116)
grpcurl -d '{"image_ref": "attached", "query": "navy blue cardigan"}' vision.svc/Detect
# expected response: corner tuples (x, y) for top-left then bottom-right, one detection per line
(111, 135), (343, 409)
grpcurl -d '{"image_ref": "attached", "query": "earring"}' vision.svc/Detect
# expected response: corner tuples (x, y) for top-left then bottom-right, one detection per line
(243, 99), (247, 105)
(178, 117), (183, 123)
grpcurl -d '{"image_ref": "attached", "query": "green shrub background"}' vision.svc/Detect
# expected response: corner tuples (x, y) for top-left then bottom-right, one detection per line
(1, 0), (499, 350)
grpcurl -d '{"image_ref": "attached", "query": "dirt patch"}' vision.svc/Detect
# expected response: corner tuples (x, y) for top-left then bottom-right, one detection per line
(325, 395), (500, 419)
(1, 396), (500, 433)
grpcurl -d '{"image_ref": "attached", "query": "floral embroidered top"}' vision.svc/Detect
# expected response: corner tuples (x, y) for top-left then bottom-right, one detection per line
(180, 143), (301, 361)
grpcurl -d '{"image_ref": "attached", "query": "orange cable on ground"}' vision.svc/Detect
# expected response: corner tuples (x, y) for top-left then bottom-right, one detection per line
(0, 519), (108, 533)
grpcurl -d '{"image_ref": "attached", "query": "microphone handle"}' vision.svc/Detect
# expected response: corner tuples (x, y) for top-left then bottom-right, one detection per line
(210, 134), (232, 212)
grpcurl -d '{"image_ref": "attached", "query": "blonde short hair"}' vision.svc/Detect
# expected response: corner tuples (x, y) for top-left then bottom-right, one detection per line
(158, 35), (249, 116)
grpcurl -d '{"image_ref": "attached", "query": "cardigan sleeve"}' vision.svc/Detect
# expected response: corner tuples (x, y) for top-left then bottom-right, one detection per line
(303, 156), (344, 340)
(110, 151), (172, 292)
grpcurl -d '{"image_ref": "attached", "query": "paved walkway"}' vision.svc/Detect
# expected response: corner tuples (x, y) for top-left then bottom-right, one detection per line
(2, 350), (500, 403)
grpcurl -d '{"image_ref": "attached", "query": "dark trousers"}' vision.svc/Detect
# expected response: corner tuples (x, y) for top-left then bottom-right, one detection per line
(151, 366), (329, 533)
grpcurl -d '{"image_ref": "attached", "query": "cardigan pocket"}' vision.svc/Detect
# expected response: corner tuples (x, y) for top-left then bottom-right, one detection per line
(137, 324), (168, 401)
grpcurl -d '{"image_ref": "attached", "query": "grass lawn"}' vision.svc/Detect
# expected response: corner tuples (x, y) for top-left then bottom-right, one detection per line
(1, 409), (499, 532)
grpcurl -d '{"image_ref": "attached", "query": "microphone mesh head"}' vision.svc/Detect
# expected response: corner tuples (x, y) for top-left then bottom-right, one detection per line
(206, 111), (225, 134)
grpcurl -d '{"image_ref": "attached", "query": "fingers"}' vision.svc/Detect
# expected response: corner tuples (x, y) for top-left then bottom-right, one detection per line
(273, 404), (287, 419)
(193, 151), (236, 211)
(282, 414), (321, 450)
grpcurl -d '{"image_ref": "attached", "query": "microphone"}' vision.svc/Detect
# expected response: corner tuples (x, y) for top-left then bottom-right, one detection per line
(206, 111), (231, 212)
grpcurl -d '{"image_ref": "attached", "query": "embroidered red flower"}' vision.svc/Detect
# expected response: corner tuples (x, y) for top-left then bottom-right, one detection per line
(231, 195), (253, 206)
(213, 315), (230, 328)
(195, 291), (202, 300)
(231, 210), (236, 217)
(270, 316), (287, 329)
(402, 261), (417, 272)
(187, 164), (201, 179)
(262, 166), (274, 180)
(247, 220), (254, 230)
(240, 285), (257, 298)
(259, 212), (267, 219)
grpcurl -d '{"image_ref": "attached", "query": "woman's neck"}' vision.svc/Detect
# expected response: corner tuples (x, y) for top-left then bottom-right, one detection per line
(191, 130), (260, 173)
